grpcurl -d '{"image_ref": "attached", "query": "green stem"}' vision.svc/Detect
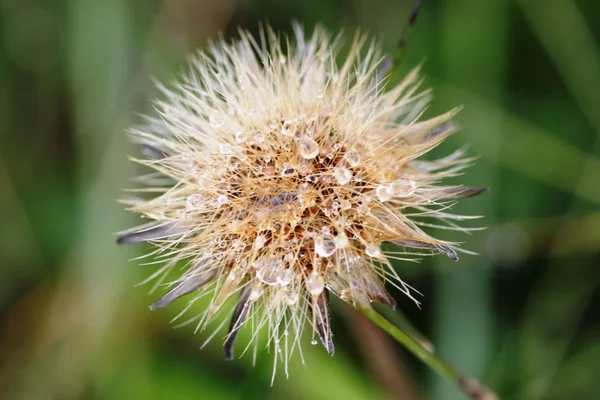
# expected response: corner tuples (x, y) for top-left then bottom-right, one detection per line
(357, 304), (497, 400)
(384, 2), (421, 87)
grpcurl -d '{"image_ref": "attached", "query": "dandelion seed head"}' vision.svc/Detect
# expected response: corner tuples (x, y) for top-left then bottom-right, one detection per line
(119, 24), (482, 374)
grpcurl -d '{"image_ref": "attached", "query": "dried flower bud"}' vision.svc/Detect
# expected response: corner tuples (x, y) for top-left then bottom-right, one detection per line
(118, 24), (483, 376)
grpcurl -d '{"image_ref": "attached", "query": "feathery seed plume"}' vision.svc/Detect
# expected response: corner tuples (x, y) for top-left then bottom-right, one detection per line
(118, 24), (484, 376)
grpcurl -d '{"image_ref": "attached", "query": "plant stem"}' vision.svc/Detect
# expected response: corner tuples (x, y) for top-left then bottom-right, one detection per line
(384, 2), (421, 86)
(357, 304), (498, 400)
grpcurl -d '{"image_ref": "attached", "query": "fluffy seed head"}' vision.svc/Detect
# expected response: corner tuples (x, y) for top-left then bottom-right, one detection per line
(119, 24), (483, 375)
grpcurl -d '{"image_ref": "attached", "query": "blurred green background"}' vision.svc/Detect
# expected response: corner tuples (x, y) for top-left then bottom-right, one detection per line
(1, 0), (599, 399)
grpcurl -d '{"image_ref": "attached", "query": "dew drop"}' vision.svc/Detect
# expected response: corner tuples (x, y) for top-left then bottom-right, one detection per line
(285, 291), (299, 305)
(298, 136), (319, 159)
(315, 234), (336, 258)
(235, 131), (247, 143)
(228, 161), (239, 171)
(365, 243), (381, 258)
(344, 151), (360, 167)
(277, 268), (295, 286)
(228, 266), (246, 281)
(253, 131), (265, 143)
(334, 167), (353, 185)
(340, 289), (351, 302)
(311, 339), (318, 345)
(249, 286), (264, 301)
(254, 234), (267, 250)
(306, 272), (325, 295)
(376, 184), (393, 202)
(306, 174), (318, 183)
(340, 200), (352, 210)
(316, 88), (324, 99)
(299, 161), (312, 174)
(217, 195), (229, 206)
(209, 111), (225, 127)
(256, 256), (284, 286)
(279, 55), (287, 64)
(391, 178), (417, 197)
(186, 194), (203, 208)
(281, 120), (295, 137)
(219, 144), (231, 155)
(281, 168), (295, 176)
(334, 232), (350, 249)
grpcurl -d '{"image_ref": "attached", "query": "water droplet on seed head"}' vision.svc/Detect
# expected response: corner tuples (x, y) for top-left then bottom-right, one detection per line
(306, 274), (325, 296)
(365, 243), (381, 258)
(376, 184), (393, 202)
(186, 194), (203, 208)
(315, 234), (336, 258)
(209, 111), (225, 127)
(391, 178), (417, 197)
(334, 167), (352, 185)
(298, 136), (319, 159)
(344, 151), (360, 167)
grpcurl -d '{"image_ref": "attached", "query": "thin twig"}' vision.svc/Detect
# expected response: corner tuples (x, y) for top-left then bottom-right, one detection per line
(381, 2), (422, 86)
(357, 304), (498, 400)
(345, 305), (421, 400)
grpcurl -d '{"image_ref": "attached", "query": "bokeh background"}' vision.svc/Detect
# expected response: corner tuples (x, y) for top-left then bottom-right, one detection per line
(1, 0), (599, 399)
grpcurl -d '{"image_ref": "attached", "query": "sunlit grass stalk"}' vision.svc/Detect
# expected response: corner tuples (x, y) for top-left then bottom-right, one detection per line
(359, 304), (497, 400)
